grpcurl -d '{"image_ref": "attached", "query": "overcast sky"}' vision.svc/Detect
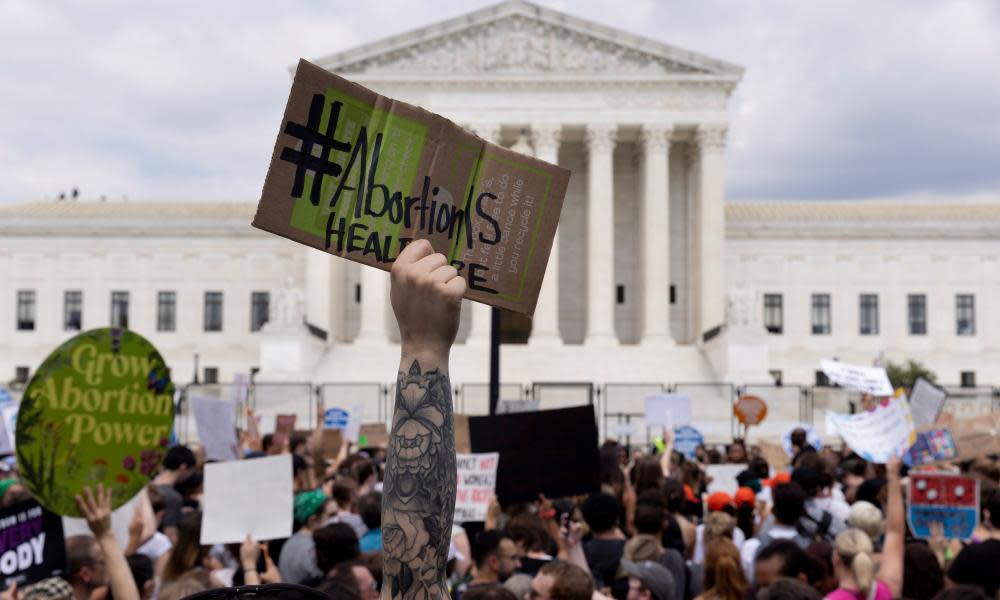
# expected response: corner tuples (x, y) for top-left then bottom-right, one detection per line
(1, 0), (998, 204)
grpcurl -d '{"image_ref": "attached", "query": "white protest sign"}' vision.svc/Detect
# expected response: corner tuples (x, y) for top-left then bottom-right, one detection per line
(232, 374), (249, 405)
(820, 360), (894, 396)
(345, 403), (363, 443)
(644, 394), (692, 428)
(454, 453), (499, 523)
(0, 406), (17, 454)
(827, 399), (915, 464)
(201, 454), (293, 544)
(191, 396), (240, 461)
(706, 464), (747, 495)
(909, 378), (947, 428)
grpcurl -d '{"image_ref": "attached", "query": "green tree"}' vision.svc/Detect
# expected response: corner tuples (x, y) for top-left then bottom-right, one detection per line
(885, 359), (937, 391)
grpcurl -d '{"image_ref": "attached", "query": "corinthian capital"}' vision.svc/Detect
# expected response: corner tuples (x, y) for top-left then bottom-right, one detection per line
(696, 124), (728, 151)
(640, 123), (674, 154)
(530, 123), (562, 155)
(585, 123), (618, 154)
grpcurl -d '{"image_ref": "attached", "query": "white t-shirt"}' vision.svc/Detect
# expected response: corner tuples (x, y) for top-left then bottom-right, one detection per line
(693, 524), (746, 565)
(740, 524), (800, 584)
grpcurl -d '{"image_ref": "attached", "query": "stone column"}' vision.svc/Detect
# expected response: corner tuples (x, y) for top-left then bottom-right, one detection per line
(696, 124), (728, 341)
(585, 123), (618, 345)
(465, 123), (502, 345)
(355, 266), (388, 344)
(641, 124), (675, 345)
(528, 123), (563, 345)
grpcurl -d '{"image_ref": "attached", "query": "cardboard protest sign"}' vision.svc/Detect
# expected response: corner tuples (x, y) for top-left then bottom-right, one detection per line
(706, 464), (747, 495)
(826, 399), (915, 464)
(644, 394), (692, 428)
(908, 473), (979, 541)
(759, 439), (790, 471)
(191, 396), (239, 462)
(909, 378), (947, 428)
(734, 395), (768, 426)
(469, 406), (599, 505)
(672, 425), (704, 460)
(904, 427), (960, 466)
(0, 499), (65, 587)
(358, 423), (389, 449)
(454, 414), (471, 454)
(324, 405), (362, 443)
(321, 429), (343, 460)
(201, 454), (293, 544)
(454, 453), (499, 523)
(324, 407), (349, 429)
(16, 328), (174, 516)
(906, 413), (1000, 465)
(253, 59), (570, 315)
(819, 360), (894, 396)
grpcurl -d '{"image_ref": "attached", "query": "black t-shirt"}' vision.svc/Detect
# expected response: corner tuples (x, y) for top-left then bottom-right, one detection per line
(583, 538), (625, 590)
(948, 539), (1000, 597)
(157, 485), (184, 530)
(516, 556), (551, 578)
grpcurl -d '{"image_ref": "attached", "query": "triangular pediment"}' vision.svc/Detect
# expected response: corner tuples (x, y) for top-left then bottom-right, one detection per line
(312, 1), (743, 79)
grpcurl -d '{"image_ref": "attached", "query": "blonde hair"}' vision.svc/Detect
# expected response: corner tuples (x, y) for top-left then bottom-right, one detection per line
(847, 501), (885, 544)
(834, 528), (876, 595)
(704, 512), (736, 547)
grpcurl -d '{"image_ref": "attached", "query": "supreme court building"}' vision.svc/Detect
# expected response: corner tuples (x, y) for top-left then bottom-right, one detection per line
(3, 1), (999, 439)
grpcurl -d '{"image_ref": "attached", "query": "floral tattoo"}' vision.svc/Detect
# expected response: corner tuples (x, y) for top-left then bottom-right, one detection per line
(382, 360), (456, 600)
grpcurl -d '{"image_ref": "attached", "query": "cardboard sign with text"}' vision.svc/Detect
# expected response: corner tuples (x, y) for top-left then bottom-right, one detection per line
(358, 423), (389, 449)
(469, 406), (599, 505)
(454, 452), (499, 523)
(253, 59), (571, 315)
(906, 413), (1000, 465)
(908, 473), (979, 541)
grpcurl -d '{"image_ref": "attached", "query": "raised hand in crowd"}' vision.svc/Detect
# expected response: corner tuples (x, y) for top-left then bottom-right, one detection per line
(382, 239), (464, 600)
(75, 485), (140, 600)
(240, 535), (261, 585)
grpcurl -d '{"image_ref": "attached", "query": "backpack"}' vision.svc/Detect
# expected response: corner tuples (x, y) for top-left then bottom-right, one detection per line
(796, 508), (835, 542)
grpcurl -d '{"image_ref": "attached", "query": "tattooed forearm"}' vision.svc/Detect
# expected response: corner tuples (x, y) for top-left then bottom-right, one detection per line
(382, 360), (456, 600)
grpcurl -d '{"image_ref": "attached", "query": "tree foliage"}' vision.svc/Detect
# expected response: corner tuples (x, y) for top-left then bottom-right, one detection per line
(885, 359), (937, 390)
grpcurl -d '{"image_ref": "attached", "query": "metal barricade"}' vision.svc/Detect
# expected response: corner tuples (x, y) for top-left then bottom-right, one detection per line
(457, 383), (527, 416)
(251, 382), (316, 432)
(601, 383), (668, 444)
(177, 384), (244, 445)
(318, 383), (387, 424)
(531, 382), (594, 410)
(672, 382), (735, 444)
(942, 386), (996, 419)
(738, 384), (811, 442)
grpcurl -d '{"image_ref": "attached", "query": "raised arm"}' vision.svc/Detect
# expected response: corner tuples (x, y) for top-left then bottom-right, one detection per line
(382, 240), (464, 600)
(75, 485), (140, 600)
(879, 457), (904, 598)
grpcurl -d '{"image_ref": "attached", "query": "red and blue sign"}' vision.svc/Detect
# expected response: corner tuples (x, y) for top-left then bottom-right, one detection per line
(907, 473), (979, 541)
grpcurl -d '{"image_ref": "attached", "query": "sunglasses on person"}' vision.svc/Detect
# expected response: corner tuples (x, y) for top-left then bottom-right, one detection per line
(182, 583), (329, 600)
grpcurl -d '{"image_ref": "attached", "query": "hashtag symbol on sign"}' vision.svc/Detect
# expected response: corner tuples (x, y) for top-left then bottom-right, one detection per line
(279, 94), (351, 206)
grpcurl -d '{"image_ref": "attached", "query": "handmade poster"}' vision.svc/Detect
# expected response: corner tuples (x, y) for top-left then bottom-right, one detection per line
(15, 328), (174, 516)
(672, 425), (704, 460)
(191, 396), (239, 462)
(321, 429), (343, 459)
(759, 440), (790, 471)
(469, 406), (599, 505)
(201, 454), (293, 544)
(781, 424), (822, 456)
(454, 453), (499, 523)
(819, 360), (894, 396)
(358, 423), (389, 448)
(644, 394), (692, 428)
(826, 398), (915, 464)
(253, 59), (571, 315)
(706, 464), (748, 495)
(324, 407), (349, 429)
(734, 395), (768, 426)
(0, 499), (66, 587)
(904, 428), (959, 466)
(454, 414), (471, 454)
(908, 473), (979, 541)
(909, 378), (948, 428)
(919, 413), (1000, 463)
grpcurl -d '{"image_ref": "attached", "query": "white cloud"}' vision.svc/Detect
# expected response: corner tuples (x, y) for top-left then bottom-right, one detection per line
(0, 0), (997, 203)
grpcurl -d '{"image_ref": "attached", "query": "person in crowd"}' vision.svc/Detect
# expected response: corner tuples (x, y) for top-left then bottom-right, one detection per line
(452, 530), (520, 600)
(358, 492), (383, 553)
(157, 570), (211, 600)
(752, 540), (822, 595)
(792, 457), (848, 542)
(725, 441), (747, 465)
(620, 559), (676, 600)
(805, 542), (837, 597)
(696, 540), (746, 600)
(507, 512), (554, 577)
(946, 486), (1000, 596)
(65, 535), (109, 600)
(152, 445), (196, 544)
(313, 522), (361, 579)
(844, 502), (883, 550)
(461, 586), (517, 600)
(529, 561), (594, 600)
(756, 578), (820, 600)
(902, 543), (944, 600)
(279, 488), (337, 584)
(740, 482), (810, 580)
(328, 477), (367, 538)
(930, 587), (991, 600)
(71, 485), (141, 600)
(660, 480), (694, 556)
(634, 457), (667, 498)
(694, 494), (745, 566)
(733, 487), (756, 541)
(789, 429), (816, 468)
(581, 492), (627, 592)
(317, 561), (378, 600)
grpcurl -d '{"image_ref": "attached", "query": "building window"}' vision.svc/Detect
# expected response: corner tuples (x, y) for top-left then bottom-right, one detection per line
(763, 294), (783, 334)
(251, 292), (270, 332)
(670, 285), (676, 305)
(908, 294), (927, 335)
(64, 290), (83, 331)
(960, 371), (976, 388)
(859, 294), (879, 335)
(354, 284), (361, 304)
(616, 285), (625, 305)
(203, 367), (219, 385)
(110, 291), (129, 328)
(157, 291), (176, 332)
(811, 293), (831, 335)
(16, 290), (36, 331)
(15, 367), (30, 384)
(815, 370), (830, 386)
(204, 292), (223, 332)
(956, 294), (975, 335)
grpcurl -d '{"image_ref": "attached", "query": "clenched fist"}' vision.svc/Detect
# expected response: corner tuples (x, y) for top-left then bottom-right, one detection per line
(390, 239), (466, 361)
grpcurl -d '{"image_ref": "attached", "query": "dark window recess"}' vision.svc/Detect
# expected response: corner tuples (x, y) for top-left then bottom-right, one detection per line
(960, 371), (976, 388)
(355, 284), (362, 304)
(250, 292), (270, 332)
(815, 371), (831, 387)
(669, 285), (676, 305)
(203, 367), (219, 385)
(15, 367), (30, 384)
(616, 285), (625, 304)
(17, 290), (36, 331)
(769, 370), (783, 386)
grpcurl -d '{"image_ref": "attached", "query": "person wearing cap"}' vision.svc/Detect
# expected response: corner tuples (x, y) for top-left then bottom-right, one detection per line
(620, 559), (676, 600)
(693, 493), (745, 566)
(278, 489), (336, 585)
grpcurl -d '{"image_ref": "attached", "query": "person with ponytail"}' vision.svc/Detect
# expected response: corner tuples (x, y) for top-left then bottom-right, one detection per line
(695, 539), (747, 600)
(825, 458), (904, 600)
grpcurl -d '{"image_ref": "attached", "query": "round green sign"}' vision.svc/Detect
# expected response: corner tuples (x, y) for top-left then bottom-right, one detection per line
(16, 328), (175, 516)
